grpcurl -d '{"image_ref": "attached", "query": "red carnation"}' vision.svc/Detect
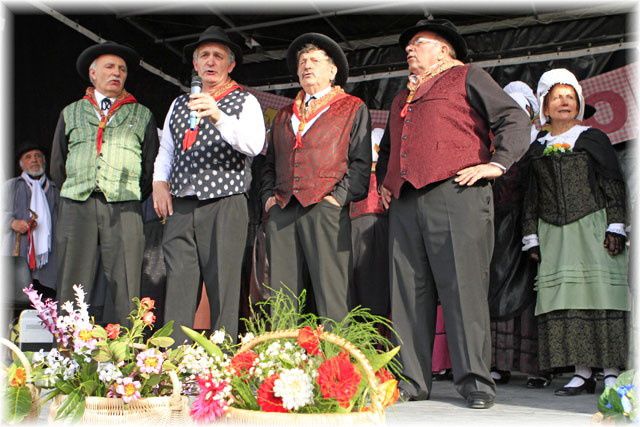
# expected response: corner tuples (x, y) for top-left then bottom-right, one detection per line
(317, 352), (362, 408)
(230, 351), (258, 375)
(105, 323), (121, 340)
(297, 326), (322, 356)
(257, 374), (288, 413)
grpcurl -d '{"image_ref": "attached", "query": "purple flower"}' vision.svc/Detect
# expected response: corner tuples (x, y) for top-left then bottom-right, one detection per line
(23, 285), (68, 347)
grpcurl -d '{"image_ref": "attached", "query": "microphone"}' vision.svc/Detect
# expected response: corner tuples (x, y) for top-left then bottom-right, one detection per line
(189, 76), (203, 130)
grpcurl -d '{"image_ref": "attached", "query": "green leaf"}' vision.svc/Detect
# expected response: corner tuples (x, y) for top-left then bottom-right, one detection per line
(80, 380), (99, 396)
(231, 377), (259, 410)
(148, 336), (174, 348)
(3, 386), (32, 424)
(151, 320), (174, 339)
(54, 389), (85, 421)
(109, 341), (128, 362)
(162, 361), (177, 371)
(55, 382), (74, 395)
(367, 346), (400, 372)
(93, 346), (113, 363)
(92, 325), (108, 340)
(180, 326), (223, 359)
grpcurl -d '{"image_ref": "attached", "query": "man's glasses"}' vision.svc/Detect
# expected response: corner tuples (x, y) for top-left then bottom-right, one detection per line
(407, 38), (440, 48)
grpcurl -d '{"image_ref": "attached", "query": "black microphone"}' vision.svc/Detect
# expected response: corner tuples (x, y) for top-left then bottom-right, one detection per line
(189, 76), (203, 130)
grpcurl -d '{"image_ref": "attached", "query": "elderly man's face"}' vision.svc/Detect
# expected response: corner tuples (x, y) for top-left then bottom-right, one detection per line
(297, 49), (336, 95)
(193, 42), (236, 90)
(405, 31), (447, 75)
(90, 54), (128, 97)
(19, 149), (45, 177)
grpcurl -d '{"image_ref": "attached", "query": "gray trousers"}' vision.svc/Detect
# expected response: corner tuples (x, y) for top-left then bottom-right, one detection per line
(163, 195), (248, 343)
(55, 194), (144, 325)
(266, 198), (351, 321)
(389, 179), (496, 400)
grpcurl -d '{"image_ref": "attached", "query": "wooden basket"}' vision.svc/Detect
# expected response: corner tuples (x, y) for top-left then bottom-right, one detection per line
(48, 370), (190, 424)
(224, 329), (386, 426)
(0, 337), (41, 421)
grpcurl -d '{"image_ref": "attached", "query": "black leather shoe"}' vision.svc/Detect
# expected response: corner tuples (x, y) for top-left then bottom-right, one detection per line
(526, 374), (553, 388)
(399, 388), (429, 402)
(466, 391), (495, 409)
(491, 369), (511, 385)
(554, 375), (596, 396)
(433, 368), (453, 381)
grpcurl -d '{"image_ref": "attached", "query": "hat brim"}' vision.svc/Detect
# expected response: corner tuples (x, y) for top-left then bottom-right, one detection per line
(76, 42), (140, 81)
(286, 33), (349, 88)
(16, 143), (47, 162)
(184, 37), (243, 66)
(399, 23), (468, 61)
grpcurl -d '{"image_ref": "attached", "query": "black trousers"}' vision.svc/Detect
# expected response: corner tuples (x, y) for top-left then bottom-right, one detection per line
(389, 179), (496, 400)
(162, 194), (248, 343)
(266, 198), (351, 321)
(55, 194), (144, 325)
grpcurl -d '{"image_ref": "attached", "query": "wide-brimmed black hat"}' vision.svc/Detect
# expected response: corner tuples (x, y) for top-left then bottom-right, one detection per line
(76, 41), (140, 81)
(15, 141), (47, 162)
(399, 19), (468, 61)
(286, 33), (349, 88)
(584, 104), (597, 120)
(184, 26), (243, 65)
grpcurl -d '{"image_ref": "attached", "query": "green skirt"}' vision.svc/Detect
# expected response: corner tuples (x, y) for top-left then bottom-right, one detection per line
(534, 209), (629, 316)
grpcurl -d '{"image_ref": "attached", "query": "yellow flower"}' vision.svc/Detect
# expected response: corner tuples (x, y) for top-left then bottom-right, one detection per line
(9, 367), (26, 387)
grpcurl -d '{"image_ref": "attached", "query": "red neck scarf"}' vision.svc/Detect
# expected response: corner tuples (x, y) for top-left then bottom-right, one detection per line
(291, 86), (347, 149)
(182, 79), (241, 151)
(83, 87), (137, 154)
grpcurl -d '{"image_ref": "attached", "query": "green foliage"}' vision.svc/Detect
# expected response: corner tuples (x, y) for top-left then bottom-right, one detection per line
(597, 369), (637, 422)
(3, 386), (32, 424)
(180, 325), (224, 359)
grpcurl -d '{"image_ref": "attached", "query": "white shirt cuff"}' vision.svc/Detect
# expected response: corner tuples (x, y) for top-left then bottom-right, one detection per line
(522, 234), (539, 251)
(607, 223), (626, 236)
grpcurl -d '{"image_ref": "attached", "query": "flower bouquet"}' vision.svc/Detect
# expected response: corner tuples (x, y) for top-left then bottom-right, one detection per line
(21, 284), (190, 424)
(181, 288), (401, 425)
(595, 369), (637, 423)
(542, 142), (572, 156)
(2, 337), (40, 424)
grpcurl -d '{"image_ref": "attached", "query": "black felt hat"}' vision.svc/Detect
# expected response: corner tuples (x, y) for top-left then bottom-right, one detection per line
(76, 41), (140, 81)
(399, 19), (468, 61)
(286, 33), (349, 87)
(584, 104), (597, 120)
(184, 26), (243, 65)
(15, 141), (47, 162)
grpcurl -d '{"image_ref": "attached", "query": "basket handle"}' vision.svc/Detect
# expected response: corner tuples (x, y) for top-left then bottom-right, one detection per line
(167, 369), (184, 410)
(238, 329), (384, 415)
(0, 337), (32, 382)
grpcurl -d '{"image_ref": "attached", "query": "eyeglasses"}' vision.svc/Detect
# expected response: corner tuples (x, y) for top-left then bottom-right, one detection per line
(407, 38), (440, 48)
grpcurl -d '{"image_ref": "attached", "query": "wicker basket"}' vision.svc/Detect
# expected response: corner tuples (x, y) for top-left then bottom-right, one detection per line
(48, 370), (190, 424)
(224, 329), (386, 426)
(0, 337), (41, 421)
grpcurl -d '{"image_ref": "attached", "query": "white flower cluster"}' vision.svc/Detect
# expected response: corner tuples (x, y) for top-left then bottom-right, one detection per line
(178, 346), (216, 378)
(273, 368), (314, 411)
(36, 349), (79, 381)
(250, 340), (311, 381)
(97, 362), (123, 383)
(55, 284), (92, 349)
(210, 329), (226, 345)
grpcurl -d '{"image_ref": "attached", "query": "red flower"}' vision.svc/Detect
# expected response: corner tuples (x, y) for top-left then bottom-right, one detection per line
(140, 297), (155, 311)
(142, 311), (156, 326)
(257, 374), (288, 413)
(317, 352), (362, 408)
(230, 351), (258, 375)
(105, 323), (121, 339)
(297, 326), (322, 355)
(375, 368), (399, 407)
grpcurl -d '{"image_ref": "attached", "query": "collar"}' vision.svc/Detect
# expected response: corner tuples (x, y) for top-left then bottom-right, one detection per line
(94, 89), (115, 110)
(304, 85), (332, 103)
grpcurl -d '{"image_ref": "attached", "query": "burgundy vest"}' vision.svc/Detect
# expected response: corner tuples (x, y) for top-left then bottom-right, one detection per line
(383, 65), (491, 198)
(271, 94), (363, 207)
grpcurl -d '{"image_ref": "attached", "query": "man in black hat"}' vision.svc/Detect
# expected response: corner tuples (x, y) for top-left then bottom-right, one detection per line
(152, 26), (265, 342)
(50, 41), (159, 324)
(260, 33), (371, 321)
(375, 19), (530, 408)
(4, 143), (59, 300)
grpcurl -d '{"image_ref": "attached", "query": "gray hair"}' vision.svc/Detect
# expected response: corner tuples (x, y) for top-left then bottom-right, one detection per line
(296, 43), (335, 66)
(193, 44), (235, 64)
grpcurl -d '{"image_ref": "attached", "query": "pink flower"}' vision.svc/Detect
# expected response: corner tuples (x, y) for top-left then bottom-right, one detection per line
(190, 374), (230, 423)
(23, 285), (68, 347)
(136, 348), (164, 374)
(105, 323), (121, 340)
(142, 311), (156, 326)
(140, 297), (155, 311)
(115, 377), (141, 403)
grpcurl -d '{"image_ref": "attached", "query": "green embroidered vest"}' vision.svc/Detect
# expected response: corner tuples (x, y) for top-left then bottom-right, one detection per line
(61, 99), (151, 202)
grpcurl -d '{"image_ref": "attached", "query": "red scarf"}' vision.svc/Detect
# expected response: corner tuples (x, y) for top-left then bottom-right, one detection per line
(83, 87), (137, 154)
(182, 79), (241, 151)
(291, 86), (348, 149)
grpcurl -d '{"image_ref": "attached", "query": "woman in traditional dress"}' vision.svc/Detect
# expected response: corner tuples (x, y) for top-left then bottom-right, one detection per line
(522, 68), (629, 396)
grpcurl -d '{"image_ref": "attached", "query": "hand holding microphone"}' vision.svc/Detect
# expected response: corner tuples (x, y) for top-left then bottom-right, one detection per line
(187, 76), (222, 124)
